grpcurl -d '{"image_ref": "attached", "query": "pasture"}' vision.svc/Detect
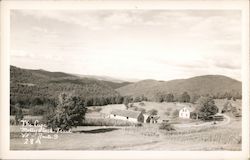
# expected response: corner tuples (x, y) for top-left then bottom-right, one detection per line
(10, 99), (242, 150)
(10, 118), (241, 150)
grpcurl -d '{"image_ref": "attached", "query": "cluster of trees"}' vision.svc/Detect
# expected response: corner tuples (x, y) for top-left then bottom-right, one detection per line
(221, 101), (241, 117)
(154, 92), (191, 103)
(155, 93), (174, 102)
(154, 91), (241, 104)
(212, 92), (242, 100)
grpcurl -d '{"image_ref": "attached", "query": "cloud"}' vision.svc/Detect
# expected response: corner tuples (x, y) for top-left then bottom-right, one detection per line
(10, 10), (242, 81)
(214, 61), (240, 70)
(10, 50), (34, 58)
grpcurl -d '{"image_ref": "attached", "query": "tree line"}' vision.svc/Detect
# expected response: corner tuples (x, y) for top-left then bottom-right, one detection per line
(153, 91), (241, 103)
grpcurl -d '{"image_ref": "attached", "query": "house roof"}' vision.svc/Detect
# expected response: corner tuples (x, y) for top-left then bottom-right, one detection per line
(150, 115), (160, 120)
(110, 109), (142, 119)
(180, 106), (196, 112)
(143, 114), (151, 119)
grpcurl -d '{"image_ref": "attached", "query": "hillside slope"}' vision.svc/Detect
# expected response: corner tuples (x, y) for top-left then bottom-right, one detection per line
(116, 75), (242, 100)
(10, 66), (121, 105)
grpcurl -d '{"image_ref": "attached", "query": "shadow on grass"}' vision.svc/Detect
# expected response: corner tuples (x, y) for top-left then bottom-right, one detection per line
(74, 128), (119, 134)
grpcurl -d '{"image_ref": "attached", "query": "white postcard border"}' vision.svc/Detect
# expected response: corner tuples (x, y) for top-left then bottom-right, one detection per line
(0, 0), (249, 159)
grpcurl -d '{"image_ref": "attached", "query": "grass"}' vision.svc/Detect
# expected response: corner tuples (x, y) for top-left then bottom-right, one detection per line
(10, 118), (241, 150)
(9, 101), (242, 150)
(82, 117), (137, 126)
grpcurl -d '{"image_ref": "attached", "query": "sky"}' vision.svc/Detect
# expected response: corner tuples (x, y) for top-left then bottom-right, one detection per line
(10, 10), (242, 82)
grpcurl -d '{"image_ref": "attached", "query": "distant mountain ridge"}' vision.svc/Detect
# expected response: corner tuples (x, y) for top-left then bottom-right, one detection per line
(74, 74), (126, 83)
(10, 65), (242, 102)
(10, 66), (130, 103)
(116, 75), (242, 100)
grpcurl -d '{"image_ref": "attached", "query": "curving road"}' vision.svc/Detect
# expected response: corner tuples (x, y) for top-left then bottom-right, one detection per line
(173, 114), (231, 128)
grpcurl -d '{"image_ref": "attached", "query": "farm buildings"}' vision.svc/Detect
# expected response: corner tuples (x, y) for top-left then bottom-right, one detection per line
(143, 114), (160, 123)
(109, 109), (161, 123)
(110, 109), (144, 123)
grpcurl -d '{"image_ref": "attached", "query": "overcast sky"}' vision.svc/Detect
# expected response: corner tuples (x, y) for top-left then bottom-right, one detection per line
(10, 10), (241, 81)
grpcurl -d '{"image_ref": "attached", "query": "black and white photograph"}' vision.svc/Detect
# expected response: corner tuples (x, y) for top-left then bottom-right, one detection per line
(0, 0), (249, 159)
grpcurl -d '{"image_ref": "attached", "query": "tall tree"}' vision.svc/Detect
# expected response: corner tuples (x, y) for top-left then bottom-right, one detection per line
(195, 96), (219, 120)
(46, 92), (87, 130)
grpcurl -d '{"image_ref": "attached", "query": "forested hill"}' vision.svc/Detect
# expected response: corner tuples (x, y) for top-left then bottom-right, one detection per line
(10, 65), (242, 108)
(10, 66), (126, 107)
(116, 75), (242, 101)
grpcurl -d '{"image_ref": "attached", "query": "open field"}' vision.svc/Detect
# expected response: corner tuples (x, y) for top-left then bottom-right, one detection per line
(10, 116), (241, 150)
(10, 100), (241, 150)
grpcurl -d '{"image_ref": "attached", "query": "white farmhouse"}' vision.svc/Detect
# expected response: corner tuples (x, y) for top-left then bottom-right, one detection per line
(110, 109), (144, 123)
(179, 107), (193, 119)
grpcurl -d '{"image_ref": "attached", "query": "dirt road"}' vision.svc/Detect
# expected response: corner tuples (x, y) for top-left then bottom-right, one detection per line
(173, 114), (231, 128)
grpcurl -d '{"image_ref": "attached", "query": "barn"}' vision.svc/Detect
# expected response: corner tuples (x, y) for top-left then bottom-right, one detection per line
(109, 109), (144, 123)
(143, 114), (160, 123)
(179, 106), (194, 119)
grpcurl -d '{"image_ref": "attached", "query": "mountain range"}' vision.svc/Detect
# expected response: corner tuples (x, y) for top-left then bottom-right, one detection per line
(116, 75), (241, 100)
(10, 65), (242, 103)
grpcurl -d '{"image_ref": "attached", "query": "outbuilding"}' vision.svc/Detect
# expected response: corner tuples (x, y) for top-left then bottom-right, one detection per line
(110, 109), (144, 123)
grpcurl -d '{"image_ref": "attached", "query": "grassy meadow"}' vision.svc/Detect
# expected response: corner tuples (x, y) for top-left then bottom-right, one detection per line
(10, 99), (242, 150)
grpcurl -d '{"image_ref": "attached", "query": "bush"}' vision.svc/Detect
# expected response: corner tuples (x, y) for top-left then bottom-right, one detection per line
(222, 101), (232, 113)
(172, 109), (179, 118)
(29, 105), (48, 116)
(165, 111), (171, 116)
(15, 104), (23, 125)
(190, 112), (198, 119)
(159, 123), (175, 131)
(10, 118), (15, 125)
(133, 107), (146, 114)
(139, 102), (145, 106)
(147, 109), (158, 115)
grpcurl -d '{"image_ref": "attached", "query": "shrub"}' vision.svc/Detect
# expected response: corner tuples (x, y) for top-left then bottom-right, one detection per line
(190, 112), (198, 119)
(10, 119), (15, 125)
(147, 109), (158, 115)
(133, 107), (146, 114)
(159, 123), (175, 131)
(139, 102), (145, 106)
(222, 101), (232, 113)
(165, 111), (171, 116)
(135, 123), (143, 127)
(29, 105), (47, 116)
(15, 105), (23, 125)
(172, 109), (179, 118)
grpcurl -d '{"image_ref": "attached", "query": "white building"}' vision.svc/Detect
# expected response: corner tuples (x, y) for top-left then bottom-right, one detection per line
(179, 107), (193, 119)
(109, 109), (144, 123)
